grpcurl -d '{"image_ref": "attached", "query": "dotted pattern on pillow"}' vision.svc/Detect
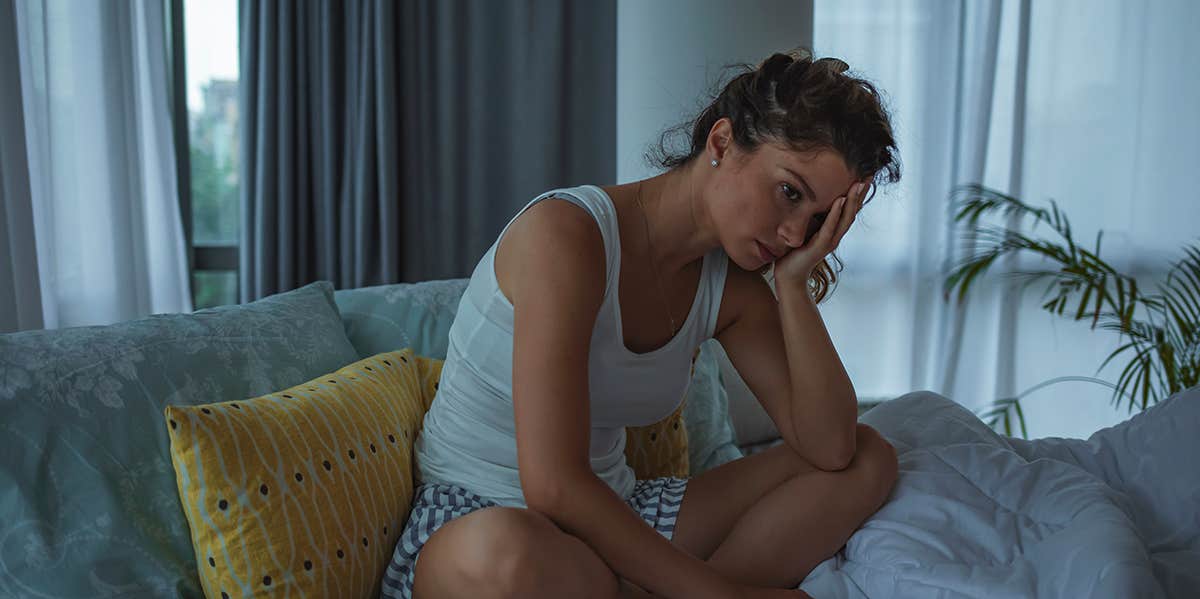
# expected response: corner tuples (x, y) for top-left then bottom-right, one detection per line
(624, 398), (689, 479)
(165, 349), (442, 599)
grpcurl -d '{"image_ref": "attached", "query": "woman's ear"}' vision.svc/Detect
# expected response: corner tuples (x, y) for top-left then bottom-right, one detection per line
(705, 117), (734, 162)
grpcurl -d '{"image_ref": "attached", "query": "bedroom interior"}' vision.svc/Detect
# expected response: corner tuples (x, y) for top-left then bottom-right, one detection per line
(1, 0), (1197, 597)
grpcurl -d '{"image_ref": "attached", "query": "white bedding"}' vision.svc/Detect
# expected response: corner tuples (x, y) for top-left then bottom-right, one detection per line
(798, 387), (1200, 599)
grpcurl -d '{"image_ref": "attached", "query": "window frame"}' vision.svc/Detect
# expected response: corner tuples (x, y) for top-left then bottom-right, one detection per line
(167, 0), (240, 306)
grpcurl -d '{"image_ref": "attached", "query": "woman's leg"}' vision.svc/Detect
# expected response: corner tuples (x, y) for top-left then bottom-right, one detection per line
(413, 505), (622, 599)
(671, 423), (898, 588)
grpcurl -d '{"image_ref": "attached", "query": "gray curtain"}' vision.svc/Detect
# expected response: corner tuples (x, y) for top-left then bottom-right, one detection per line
(239, 0), (616, 302)
(0, 0), (43, 333)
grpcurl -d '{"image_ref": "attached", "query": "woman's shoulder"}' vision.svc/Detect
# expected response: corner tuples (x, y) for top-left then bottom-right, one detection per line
(508, 194), (605, 250)
(494, 195), (608, 307)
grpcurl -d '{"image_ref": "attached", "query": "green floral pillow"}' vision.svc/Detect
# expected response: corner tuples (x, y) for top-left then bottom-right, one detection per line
(0, 281), (361, 597)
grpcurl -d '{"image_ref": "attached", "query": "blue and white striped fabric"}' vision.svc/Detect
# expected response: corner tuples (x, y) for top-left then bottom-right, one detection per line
(380, 477), (688, 598)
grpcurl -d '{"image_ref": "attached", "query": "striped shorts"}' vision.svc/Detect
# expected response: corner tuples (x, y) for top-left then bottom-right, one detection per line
(380, 477), (688, 598)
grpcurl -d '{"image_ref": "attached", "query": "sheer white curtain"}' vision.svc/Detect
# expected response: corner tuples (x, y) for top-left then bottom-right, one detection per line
(5, 0), (191, 332)
(813, 0), (1199, 438)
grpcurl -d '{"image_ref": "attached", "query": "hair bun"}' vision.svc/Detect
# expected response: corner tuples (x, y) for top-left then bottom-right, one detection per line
(754, 53), (799, 103)
(816, 57), (850, 75)
(774, 55), (815, 106)
(759, 53), (795, 83)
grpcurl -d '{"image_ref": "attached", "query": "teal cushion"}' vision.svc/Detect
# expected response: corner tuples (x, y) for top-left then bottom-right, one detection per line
(334, 279), (742, 475)
(334, 279), (469, 360)
(0, 281), (360, 598)
(686, 340), (745, 474)
(338, 277), (472, 357)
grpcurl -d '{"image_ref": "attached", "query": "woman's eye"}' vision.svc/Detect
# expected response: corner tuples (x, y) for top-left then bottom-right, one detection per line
(780, 183), (802, 203)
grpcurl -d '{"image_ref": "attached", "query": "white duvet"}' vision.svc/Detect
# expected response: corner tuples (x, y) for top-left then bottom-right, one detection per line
(798, 387), (1200, 599)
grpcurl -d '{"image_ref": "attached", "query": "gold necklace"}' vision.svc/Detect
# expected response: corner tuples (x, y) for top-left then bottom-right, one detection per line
(634, 182), (678, 338)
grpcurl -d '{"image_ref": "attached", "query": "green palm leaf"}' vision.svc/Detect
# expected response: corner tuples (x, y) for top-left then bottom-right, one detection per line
(977, 376), (1128, 439)
(946, 184), (1200, 418)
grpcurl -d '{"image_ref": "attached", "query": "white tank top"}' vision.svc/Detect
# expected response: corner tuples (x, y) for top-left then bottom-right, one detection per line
(413, 184), (729, 507)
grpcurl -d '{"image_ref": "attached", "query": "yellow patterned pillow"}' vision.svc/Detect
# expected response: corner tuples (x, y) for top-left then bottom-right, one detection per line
(165, 349), (442, 599)
(623, 346), (700, 479)
(624, 397), (689, 479)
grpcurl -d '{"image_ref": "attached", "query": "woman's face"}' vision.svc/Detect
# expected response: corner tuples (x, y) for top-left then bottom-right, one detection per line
(709, 140), (859, 271)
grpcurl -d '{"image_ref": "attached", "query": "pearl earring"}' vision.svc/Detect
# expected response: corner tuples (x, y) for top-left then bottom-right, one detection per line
(711, 159), (719, 167)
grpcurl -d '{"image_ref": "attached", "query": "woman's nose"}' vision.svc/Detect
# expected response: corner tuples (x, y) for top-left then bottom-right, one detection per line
(779, 214), (817, 248)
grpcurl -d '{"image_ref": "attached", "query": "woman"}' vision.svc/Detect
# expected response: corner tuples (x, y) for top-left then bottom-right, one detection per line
(383, 49), (902, 599)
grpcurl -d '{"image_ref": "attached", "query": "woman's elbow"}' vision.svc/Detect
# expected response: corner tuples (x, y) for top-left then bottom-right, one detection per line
(801, 426), (858, 472)
(818, 442), (856, 472)
(521, 476), (564, 514)
(520, 466), (590, 514)
(785, 436), (853, 472)
(824, 423), (898, 473)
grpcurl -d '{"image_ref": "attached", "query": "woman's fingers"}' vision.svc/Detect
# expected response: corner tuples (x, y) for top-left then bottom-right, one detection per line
(809, 181), (868, 256)
(832, 182), (867, 248)
(815, 196), (845, 250)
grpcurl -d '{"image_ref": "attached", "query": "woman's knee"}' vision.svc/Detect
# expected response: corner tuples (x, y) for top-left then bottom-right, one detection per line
(416, 507), (544, 598)
(472, 507), (619, 599)
(458, 508), (551, 590)
(850, 423), (898, 500)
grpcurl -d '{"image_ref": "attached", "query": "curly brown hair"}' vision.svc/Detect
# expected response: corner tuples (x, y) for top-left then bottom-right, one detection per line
(650, 48), (901, 303)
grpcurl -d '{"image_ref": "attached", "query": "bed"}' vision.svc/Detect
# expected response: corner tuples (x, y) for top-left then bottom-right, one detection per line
(791, 386), (1200, 598)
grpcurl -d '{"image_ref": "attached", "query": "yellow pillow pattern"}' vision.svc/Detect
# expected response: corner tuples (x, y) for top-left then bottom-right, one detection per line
(624, 397), (689, 479)
(165, 349), (442, 599)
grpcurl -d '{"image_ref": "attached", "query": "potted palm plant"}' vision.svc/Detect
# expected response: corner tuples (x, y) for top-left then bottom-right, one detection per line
(943, 184), (1200, 437)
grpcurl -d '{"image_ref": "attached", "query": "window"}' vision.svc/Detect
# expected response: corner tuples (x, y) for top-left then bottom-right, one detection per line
(174, 0), (240, 309)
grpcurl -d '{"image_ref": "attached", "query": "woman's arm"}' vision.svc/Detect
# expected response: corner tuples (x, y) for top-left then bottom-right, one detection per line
(717, 184), (867, 471)
(714, 265), (857, 472)
(769, 187), (866, 469)
(530, 471), (735, 599)
(775, 279), (857, 468)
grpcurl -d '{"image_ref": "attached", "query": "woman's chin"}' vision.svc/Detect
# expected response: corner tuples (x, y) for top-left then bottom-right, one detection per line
(731, 253), (763, 272)
(736, 255), (773, 274)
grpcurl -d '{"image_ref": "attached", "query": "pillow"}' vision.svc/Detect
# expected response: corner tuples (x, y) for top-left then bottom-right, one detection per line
(333, 279), (469, 360)
(683, 340), (744, 474)
(165, 349), (443, 599)
(0, 281), (360, 597)
(625, 394), (690, 479)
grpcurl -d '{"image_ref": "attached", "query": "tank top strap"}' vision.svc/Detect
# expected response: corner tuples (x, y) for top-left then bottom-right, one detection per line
(552, 185), (621, 296)
(493, 185), (621, 297)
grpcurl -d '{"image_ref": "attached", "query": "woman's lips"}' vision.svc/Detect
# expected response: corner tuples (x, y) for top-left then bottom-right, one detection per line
(756, 241), (776, 263)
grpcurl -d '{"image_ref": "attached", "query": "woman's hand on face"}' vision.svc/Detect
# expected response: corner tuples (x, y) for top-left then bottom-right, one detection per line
(773, 180), (869, 288)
